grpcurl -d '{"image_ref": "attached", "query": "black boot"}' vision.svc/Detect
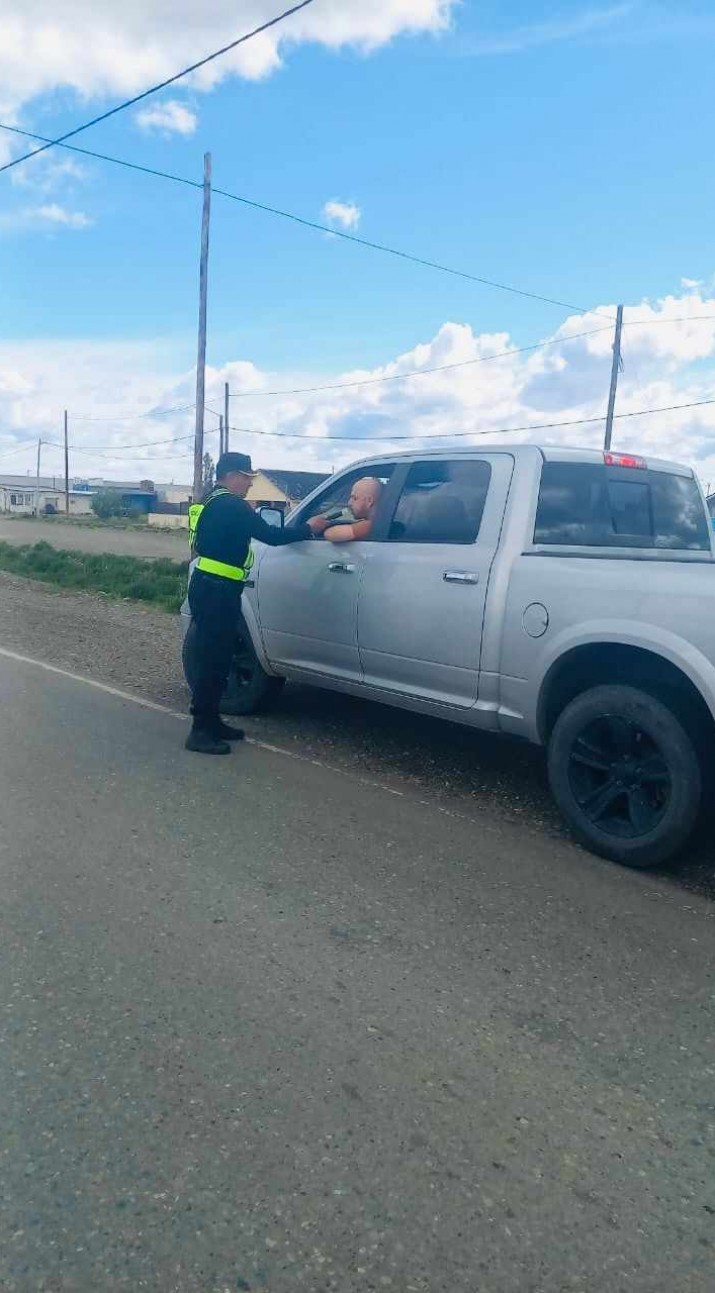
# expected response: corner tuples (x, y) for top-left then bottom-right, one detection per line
(213, 720), (245, 741)
(185, 726), (231, 755)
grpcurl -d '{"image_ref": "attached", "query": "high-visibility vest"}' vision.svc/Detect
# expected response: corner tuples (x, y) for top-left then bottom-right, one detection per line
(188, 487), (255, 583)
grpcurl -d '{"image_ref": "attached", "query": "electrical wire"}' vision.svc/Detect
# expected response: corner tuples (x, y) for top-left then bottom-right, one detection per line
(6, 123), (715, 334)
(4, 312), (715, 449)
(0, 1), (315, 175)
(55, 434), (196, 457)
(1, 394), (712, 469)
(0, 122), (612, 320)
(222, 315), (715, 399)
(70, 403), (196, 423)
(4, 310), (715, 422)
(223, 327), (615, 397)
(222, 395), (715, 442)
(0, 444), (36, 461)
(3, 312), (715, 422)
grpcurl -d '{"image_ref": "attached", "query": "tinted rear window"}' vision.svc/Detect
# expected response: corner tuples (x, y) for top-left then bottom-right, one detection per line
(534, 462), (710, 551)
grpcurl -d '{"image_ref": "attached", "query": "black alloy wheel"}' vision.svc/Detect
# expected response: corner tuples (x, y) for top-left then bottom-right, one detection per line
(567, 713), (670, 840)
(548, 684), (701, 868)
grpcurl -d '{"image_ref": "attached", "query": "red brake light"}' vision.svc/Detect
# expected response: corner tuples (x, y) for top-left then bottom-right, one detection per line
(604, 452), (647, 470)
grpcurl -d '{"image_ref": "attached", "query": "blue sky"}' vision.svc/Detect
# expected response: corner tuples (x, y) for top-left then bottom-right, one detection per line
(1, 1), (715, 479)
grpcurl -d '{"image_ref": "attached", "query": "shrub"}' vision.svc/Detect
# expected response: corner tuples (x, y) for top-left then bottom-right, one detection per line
(91, 490), (123, 520)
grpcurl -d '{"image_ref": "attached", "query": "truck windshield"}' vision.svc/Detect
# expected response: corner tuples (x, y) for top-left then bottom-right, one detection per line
(534, 462), (710, 551)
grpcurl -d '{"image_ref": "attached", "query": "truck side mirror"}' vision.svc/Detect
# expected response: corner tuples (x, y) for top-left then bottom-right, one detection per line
(257, 505), (284, 529)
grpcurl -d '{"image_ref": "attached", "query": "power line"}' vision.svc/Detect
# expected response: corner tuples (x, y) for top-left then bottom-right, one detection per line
(233, 316), (715, 398)
(224, 327), (614, 397)
(71, 402), (195, 423)
(53, 434), (196, 457)
(1, 394), (712, 468)
(0, 122), (611, 320)
(0, 1), (315, 176)
(0, 434), (197, 460)
(223, 394), (715, 442)
(211, 190), (614, 320)
(2, 312), (714, 420)
(0, 443), (36, 461)
(224, 315), (715, 399)
(6, 122), (715, 338)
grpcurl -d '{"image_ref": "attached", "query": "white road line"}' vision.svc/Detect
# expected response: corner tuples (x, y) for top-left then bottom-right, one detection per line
(0, 645), (188, 719)
(0, 644), (412, 804)
(1, 644), (712, 919)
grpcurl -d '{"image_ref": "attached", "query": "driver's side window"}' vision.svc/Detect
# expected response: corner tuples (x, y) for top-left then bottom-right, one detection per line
(293, 464), (396, 535)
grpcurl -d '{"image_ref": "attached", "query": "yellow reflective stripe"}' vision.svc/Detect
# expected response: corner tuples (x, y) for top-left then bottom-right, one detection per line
(191, 489), (254, 577)
(188, 503), (203, 546)
(196, 555), (247, 582)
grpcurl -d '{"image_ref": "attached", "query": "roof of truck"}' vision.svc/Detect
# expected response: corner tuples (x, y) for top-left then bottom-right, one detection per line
(349, 442), (694, 477)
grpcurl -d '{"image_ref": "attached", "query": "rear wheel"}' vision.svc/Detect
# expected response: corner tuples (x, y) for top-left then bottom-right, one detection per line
(547, 684), (701, 868)
(182, 617), (284, 716)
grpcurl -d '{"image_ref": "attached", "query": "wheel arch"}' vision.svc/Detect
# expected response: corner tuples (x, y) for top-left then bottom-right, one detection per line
(240, 592), (280, 677)
(538, 642), (715, 754)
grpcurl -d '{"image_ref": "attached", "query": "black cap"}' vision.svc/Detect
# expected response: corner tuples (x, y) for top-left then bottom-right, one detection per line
(216, 451), (255, 479)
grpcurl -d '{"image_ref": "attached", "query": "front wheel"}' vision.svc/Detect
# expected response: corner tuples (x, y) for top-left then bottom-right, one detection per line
(547, 684), (701, 869)
(182, 617), (284, 716)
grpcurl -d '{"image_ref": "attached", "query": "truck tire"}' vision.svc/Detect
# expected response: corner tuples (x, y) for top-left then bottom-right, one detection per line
(182, 617), (284, 717)
(547, 684), (701, 869)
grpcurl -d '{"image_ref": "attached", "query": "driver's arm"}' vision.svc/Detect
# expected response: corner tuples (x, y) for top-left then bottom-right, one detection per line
(324, 518), (373, 543)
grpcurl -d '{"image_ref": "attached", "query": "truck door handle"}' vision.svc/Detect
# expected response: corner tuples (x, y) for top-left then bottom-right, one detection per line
(328, 561), (355, 574)
(443, 570), (479, 585)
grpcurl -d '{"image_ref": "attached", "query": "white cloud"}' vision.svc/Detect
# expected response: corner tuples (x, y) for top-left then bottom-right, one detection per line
(2, 288), (715, 484)
(11, 155), (86, 192)
(0, 2), (456, 119)
(467, 4), (634, 55)
(323, 200), (361, 232)
(135, 99), (198, 136)
(0, 202), (93, 233)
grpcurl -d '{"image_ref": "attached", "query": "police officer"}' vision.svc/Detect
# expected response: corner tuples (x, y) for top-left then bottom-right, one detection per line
(186, 451), (319, 755)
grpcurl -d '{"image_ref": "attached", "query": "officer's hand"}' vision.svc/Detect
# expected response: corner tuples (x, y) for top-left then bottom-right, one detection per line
(307, 515), (330, 535)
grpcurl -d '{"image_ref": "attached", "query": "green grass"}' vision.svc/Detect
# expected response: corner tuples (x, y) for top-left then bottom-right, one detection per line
(0, 541), (188, 613)
(6, 513), (151, 531)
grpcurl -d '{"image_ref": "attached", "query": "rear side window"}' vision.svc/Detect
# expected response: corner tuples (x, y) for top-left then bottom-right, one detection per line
(534, 462), (710, 551)
(388, 459), (492, 544)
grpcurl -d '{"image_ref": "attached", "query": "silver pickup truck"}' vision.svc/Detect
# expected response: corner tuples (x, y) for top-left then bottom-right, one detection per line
(182, 444), (715, 870)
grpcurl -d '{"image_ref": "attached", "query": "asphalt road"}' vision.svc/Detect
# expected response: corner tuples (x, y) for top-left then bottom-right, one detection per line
(2, 651), (715, 1292)
(0, 516), (187, 560)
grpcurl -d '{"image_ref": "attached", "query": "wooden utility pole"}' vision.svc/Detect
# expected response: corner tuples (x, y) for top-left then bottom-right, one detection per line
(193, 152), (212, 501)
(224, 381), (230, 454)
(64, 410), (69, 515)
(604, 304), (624, 452)
(219, 414), (224, 457)
(34, 438), (42, 516)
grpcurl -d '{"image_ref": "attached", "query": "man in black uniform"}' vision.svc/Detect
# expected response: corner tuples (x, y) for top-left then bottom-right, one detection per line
(186, 451), (319, 755)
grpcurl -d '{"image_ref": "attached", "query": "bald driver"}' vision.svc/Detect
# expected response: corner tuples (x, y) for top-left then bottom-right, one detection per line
(311, 477), (384, 543)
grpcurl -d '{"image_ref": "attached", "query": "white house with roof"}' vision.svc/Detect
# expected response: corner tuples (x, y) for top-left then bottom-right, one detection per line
(0, 474), (94, 516)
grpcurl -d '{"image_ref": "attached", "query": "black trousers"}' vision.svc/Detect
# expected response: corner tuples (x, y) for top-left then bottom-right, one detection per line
(188, 570), (243, 729)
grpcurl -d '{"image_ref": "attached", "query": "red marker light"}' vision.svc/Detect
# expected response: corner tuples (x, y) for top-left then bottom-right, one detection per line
(604, 452), (647, 469)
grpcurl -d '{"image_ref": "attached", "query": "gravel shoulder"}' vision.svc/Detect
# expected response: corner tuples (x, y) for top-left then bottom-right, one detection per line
(2, 569), (714, 899)
(0, 516), (187, 560)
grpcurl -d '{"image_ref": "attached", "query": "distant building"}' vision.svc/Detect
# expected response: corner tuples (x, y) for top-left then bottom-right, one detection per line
(151, 469), (329, 518)
(154, 482), (192, 514)
(74, 478), (158, 515)
(246, 470), (329, 512)
(0, 474), (93, 516)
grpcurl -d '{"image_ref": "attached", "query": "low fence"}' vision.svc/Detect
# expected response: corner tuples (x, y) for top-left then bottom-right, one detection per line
(147, 513), (189, 530)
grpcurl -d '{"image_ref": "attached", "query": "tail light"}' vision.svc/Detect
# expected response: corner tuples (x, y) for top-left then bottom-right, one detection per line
(604, 452), (647, 469)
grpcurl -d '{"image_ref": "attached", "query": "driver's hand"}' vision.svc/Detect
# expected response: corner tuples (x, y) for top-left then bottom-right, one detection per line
(307, 515), (330, 534)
